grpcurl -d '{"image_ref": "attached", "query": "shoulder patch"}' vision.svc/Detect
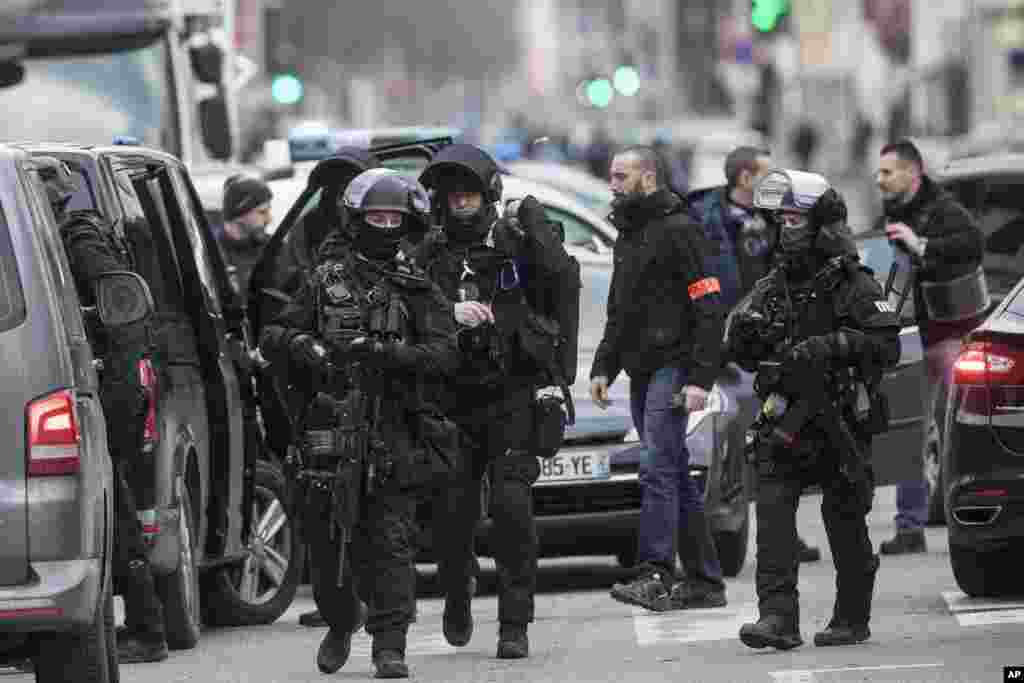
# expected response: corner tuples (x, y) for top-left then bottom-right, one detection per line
(873, 300), (894, 313)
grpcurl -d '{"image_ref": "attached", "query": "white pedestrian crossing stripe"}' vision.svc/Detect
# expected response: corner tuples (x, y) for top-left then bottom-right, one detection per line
(942, 590), (1024, 626)
(631, 603), (758, 645)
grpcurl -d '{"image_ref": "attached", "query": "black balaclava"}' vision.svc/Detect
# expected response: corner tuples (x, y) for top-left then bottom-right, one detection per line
(440, 168), (496, 245)
(353, 216), (408, 261)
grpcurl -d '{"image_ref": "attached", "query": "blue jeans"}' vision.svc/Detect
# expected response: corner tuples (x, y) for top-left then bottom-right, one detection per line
(896, 338), (961, 531)
(631, 366), (724, 588)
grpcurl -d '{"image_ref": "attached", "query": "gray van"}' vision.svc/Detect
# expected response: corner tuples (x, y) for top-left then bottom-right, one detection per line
(0, 146), (118, 680)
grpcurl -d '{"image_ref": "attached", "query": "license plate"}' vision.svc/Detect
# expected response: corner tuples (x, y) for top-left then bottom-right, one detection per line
(537, 451), (611, 483)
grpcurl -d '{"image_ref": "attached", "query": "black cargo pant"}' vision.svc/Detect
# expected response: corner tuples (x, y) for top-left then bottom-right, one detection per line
(101, 349), (166, 641)
(754, 438), (878, 629)
(305, 479), (418, 654)
(435, 387), (541, 626)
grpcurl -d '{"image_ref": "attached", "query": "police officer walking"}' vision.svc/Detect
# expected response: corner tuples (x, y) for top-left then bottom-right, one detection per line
(38, 157), (169, 663)
(729, 169), (901, 650)
(415, 144), (580, 659)
(875, 139), (987, 555)
(260, 169), (458, 679)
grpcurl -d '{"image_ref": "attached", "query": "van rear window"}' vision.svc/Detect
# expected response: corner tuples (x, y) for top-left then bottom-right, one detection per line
(0, 202), (27, 332)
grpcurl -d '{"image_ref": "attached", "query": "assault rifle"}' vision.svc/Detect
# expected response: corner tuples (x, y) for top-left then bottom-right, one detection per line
(296, 291), (404, 586)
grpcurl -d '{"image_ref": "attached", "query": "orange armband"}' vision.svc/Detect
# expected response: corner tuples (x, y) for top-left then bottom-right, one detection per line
(687, 277), (721, 300)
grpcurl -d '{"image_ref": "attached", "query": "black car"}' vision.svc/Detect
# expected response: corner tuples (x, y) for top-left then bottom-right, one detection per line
(937, 153), (1024, 597)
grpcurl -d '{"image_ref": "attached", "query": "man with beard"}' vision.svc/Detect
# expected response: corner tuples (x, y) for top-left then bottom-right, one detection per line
(593, 146), (728, 612)
(732, 169), (901, 649)
(875, 139), (987, 555)
(219, 173), (273, 300)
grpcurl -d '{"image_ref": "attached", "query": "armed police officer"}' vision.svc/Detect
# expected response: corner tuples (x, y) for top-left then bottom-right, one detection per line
(414, 144), (581, 660)
(37, 157), (169, 663)
(260, 169), (459, 679)
(729, 170), (901, 651)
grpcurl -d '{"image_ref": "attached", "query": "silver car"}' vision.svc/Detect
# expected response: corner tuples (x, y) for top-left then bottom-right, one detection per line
(0, 146), (118, 681)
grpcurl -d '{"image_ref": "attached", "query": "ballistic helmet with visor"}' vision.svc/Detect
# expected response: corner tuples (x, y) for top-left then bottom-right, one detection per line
(343, 169), (430, 259)
(754, 168), (847, 255)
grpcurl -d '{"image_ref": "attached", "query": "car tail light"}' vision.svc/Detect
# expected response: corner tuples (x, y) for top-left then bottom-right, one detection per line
(137, 508), (159, 544)
(954, 342), (1024, 385)
(26, 389), (81, 476)
(138, 359), (158, 450)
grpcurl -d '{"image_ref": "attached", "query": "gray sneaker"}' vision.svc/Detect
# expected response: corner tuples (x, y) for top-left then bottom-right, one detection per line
(668, 581), (727, 609)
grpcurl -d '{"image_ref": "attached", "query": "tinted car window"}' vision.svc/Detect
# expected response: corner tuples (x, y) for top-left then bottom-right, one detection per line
(944, 174), (1024, 300)
(0, 201), (27, 332)
(543, 206), (611, 249)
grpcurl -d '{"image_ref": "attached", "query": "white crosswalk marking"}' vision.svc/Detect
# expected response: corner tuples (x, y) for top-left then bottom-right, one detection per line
(631, 603), (758, 645)
(942, 590), (1024, 626)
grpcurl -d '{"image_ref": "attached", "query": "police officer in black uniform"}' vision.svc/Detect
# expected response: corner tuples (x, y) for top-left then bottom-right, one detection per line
(37, 157), (169, 663)
(415, 144), (580, 659)
(728, 169), (901, 650)
(260, 169), (458, 679)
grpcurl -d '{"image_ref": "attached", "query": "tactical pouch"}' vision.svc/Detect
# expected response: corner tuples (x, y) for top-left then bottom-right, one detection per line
(399, 411), (460, 490)
(857, 390), (890, 436)
(533, 394), (568, 459)
(518, 311), (561, 375)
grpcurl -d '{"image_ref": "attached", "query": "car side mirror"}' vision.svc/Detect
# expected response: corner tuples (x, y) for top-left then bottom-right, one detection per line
(94, 271), (154, 329)
(199, 94), (233, 160)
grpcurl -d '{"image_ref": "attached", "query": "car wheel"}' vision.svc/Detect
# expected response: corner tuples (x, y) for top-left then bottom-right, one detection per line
(34, 576), (114, 682)
(925, 439), (945, 526)
(950, 545), (1009, 598)
(202, 461), (304, 627)
(714, 513), (750, 578)
(156, 479), (201, 650)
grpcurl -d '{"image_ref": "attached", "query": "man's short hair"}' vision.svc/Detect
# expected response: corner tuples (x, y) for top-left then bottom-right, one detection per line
(880, 139), (924, 172)
(724, 146), (770, 188)
(616, 145), (664, 187)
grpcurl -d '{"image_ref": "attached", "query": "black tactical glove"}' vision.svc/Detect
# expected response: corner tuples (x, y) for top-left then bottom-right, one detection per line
(788, 335), (835, 366)
(289, 334), (329, 371)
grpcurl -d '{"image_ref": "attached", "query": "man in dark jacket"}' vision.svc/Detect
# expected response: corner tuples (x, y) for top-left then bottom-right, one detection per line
(38, 157), (169, 664)
(687, 146), (822, 564)
(875, 139), (987, 554)
(593, 146), (728, 611)
(219, 173), (273, 300)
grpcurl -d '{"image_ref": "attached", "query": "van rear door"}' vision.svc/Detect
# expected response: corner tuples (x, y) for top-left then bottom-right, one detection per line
(0, 168), (31, 585)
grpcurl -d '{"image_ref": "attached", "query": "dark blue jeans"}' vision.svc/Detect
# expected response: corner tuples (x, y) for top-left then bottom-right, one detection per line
(631, 366), (724, 589)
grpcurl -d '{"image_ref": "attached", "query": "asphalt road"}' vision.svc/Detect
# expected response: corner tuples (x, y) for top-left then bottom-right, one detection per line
(3, 485), (1022, 683)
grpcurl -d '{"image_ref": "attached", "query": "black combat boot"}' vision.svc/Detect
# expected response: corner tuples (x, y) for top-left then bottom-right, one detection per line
(118, 559), (169, 663)
(739, 615), (803, 651)
(798, 536), (821, 563)
(443, 577), (476, 647)
(372, 650), (409, 679)
(496, 622), (529, 659)
(815, 553), (878, 647)
(317, 629), (354, 674)
(880, 529), (926, 555)
(813, 619), (871, 646)
(299, 609), (327, 627)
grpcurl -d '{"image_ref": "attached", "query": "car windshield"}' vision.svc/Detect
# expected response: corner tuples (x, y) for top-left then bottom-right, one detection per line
(0, 40), (175, 153)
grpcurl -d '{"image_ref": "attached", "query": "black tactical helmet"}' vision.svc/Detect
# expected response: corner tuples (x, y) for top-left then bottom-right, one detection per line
(419, 143), (503, 202)
(343, 169), (430, 259)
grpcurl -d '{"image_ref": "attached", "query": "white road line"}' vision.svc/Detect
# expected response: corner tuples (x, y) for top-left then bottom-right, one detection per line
(955, 609), (1024, 627)
(942, 590), (1024, 614)
(631, 603), (758, 645)
(769, 662), (944, 682)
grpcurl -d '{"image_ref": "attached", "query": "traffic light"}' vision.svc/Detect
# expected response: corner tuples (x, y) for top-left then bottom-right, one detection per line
(752, 0), (789, 33)
(613, 65), (641, 97)
(271, 73), (303, 105)
(586, 78), (614, 108)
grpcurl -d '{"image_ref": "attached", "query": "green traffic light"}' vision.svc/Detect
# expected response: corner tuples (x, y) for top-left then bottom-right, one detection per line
(586, 78), (614, 108)
(613, 66), (641, 97)
(752, 0), (789, 32)
(271, 73), (303, 105)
